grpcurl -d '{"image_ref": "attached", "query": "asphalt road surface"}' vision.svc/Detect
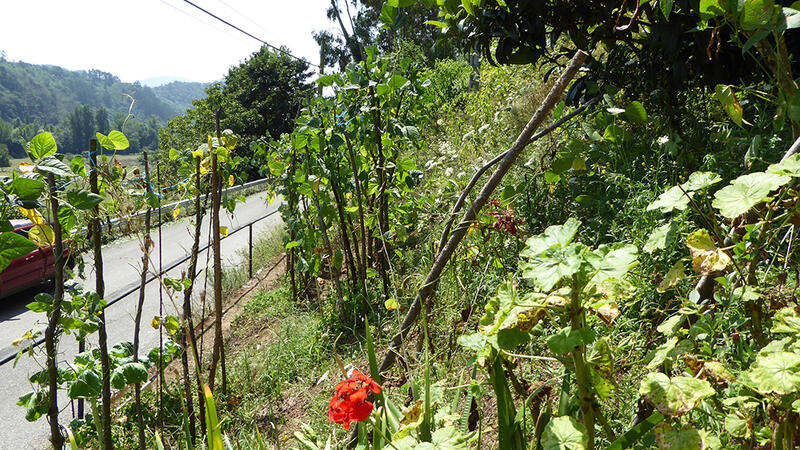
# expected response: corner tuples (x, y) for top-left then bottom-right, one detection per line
(0, 191), (283, 448)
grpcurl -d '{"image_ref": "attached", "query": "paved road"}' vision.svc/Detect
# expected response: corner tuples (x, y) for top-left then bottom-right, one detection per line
(0, 191), (283, 448)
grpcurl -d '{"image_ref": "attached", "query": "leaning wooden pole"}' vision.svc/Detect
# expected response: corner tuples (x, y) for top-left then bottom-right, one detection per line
(90, 139), (114, 450)
(133, 150), (152, 450)
(44, 173), (66, 450)
(377, 50), (589, 374)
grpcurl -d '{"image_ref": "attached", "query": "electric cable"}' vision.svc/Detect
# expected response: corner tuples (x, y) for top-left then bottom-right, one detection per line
(178, 0), (319, 67)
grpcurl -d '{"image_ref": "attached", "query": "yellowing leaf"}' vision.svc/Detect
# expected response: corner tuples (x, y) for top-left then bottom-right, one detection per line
(151, 317), (161, 329)
(658, 261), (687, 293)
(172, 207), (181, 219)
(219, 226), (229, 237)
(572, 156), (587, 171)
(384, 298), (400, 310)
(228, 175), (234, 187)
(596, 301), (621, 326)
(28, 224), (54, 247)
(192, 148), (204, 159)
(18, 207), (46, 226)
(686, 229), (730, 275)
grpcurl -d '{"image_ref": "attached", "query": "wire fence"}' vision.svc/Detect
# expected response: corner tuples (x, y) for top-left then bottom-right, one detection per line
(0, 207), (280, 367)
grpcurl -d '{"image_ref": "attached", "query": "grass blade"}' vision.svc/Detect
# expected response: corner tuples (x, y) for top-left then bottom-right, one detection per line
(204, 384), (224, 450)
(606, 412), (665, 450)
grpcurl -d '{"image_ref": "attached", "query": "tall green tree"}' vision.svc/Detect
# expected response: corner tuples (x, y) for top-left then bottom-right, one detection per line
(158, 46), (313, 178)
(66, 105), (95, 154)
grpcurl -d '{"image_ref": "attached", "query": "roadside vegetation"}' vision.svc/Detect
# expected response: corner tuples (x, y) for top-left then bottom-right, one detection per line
(2, 0), (800, 449)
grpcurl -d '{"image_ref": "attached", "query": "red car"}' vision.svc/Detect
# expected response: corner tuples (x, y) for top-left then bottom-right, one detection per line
(0, 219), (72, 299)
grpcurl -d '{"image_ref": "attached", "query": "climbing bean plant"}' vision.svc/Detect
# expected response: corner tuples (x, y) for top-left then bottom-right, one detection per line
(264, 48), (429, 323)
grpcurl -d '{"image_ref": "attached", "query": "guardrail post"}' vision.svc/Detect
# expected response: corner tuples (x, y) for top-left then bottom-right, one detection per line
(248, 222), (253, 279)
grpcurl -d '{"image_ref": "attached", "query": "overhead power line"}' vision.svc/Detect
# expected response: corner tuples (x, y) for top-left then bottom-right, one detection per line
(179, 0), (320, 67)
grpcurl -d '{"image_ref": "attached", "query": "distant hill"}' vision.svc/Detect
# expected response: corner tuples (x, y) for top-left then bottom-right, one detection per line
(140, 76), (196, 87)
(152, 81), (209, 114)
(0, 59), (206, 125)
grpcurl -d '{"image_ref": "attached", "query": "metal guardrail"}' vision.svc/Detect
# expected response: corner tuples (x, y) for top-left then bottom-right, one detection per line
(0, 206), (280, 367)
(105, 178), (270, 232)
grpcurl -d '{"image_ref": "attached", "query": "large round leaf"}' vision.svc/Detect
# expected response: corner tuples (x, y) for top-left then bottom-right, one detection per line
(745, 351), (800, 395)
(639, 373), (715, 417)
(542, 416), (588, 450)
(712, 172), (790, 219)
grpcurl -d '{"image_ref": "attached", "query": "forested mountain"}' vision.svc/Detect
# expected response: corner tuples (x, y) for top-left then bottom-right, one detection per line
(0, 60), (178, 124)
(0, 58), (208, 163)
(152, 81), (208, 114)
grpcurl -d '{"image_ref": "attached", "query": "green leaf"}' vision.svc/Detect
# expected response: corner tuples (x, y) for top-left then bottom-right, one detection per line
(96, 133), (114, 151)
(681, 171), (722, 191)
(461, 0), (475, 16)
(521, 218), (581, 257)
(522, 243), (586, 292)
(646, 185), (693, 214)
(740, 0), (775, 30)
(497, 328), (530, 350)
(0, 232), (38, 272)
(547, 327), (587, 355)
(660, 0), (674, 19)
(712, 172), (791, 218)
(622, 101), (648, 124)
(588, 244), (638, 285)
(457, 332), (487, 352)
(68, 370), (102, 399)
(97, 130), (130, 150)
(715, 85), (743, 127)
(70, 156), (86, 176)
(725, 414), (750, 438)
(772, 307), (800, 335)
(122, 362), (149, 385)
(639, 373), (715, 417)
(387, 74), (410, 91)
(35, 156), (72, 177)
(742, 29), (770, 54)
(541, 416), (588, 450)
(12, 177), (45, 201)
(29, 132), (57, 159)
(656, 426), (704, 450)
(745, 351), (800, 395)
(767, 153), (800, 177)
(380, 3), (398, 27)
(66, 189), (104, 210)
(699, 0), (728, 20)
(644, 222), (675, 253)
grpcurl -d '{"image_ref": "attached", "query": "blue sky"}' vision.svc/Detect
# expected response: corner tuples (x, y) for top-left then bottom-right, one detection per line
(0, 0), (335, 83)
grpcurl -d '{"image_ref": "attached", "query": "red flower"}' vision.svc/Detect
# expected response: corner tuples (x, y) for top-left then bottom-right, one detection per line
(328, 370), (383, 429)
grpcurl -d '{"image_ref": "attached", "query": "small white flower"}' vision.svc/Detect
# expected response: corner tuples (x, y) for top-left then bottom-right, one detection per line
(444, 168), (454, 177)
(657, 136), (670, 146)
